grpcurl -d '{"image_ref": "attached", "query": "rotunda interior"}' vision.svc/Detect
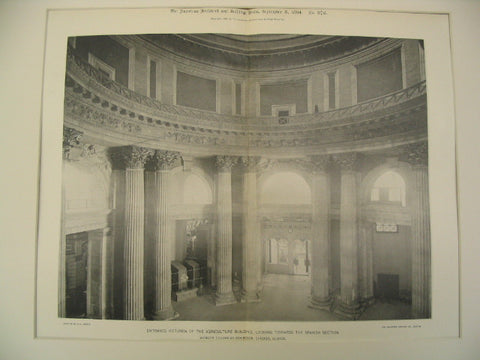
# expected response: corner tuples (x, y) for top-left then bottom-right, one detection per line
(60, 33), (430, 321)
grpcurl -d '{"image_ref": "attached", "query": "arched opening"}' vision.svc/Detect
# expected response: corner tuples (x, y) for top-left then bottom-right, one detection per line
(182, 172), (213, 204)
(370, 170), (406, 206)
(260, 171), (312, 289)
(261, 171), (311, 204)
(367, 170), (412, 306)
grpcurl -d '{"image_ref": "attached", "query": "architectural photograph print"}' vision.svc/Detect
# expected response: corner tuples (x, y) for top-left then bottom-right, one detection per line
(35, 8), (459, 342)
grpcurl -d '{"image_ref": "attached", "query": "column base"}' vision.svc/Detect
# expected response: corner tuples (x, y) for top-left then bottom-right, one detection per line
(124, 311), (145, 321)
(333, 299), (364, 320)
(153, 306), (179, 320)
(240, 289), (261, 303)
(309, 295), (333, 312)
(215, 291), (237, 306)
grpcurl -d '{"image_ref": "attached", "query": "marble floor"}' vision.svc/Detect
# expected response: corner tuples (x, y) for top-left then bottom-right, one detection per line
(173, 273), (413, 321)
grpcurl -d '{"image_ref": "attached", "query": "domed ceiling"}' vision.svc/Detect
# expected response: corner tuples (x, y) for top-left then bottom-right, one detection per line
(139, 33), (384, 71)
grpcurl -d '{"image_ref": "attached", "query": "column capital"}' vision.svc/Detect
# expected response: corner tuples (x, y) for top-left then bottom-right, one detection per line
(310, 155), (331, 173)
(110, 146), (153, 170)
(239, 156), (261, 172)
(402, 141), (428, 167)
(215, 155), (238, 172)
(146, 150), (181, 171)
(333, 152), (361, 172)
(63, 127), (83, 159)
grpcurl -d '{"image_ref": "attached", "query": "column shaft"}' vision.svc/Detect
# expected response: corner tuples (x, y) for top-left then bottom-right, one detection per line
(310, 170), (332, 310)
(241, 170), (260, 302)
(335, 169), (361, 319)
(358, 222), (374, 304)
(59, 174), (67, 317)
(123, 168), (145, 320)
(215, 169), (236, 305)
(153, 169), (175, 319)
(112, 169), (125, 319)
(87, 228), (106, 319)
(411, 166), (431, 318)
(365, 223), (374, 300)
(143, 171), (156, 317)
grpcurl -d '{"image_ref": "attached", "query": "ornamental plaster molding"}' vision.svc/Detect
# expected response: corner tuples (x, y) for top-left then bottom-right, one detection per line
(215, 155), (238, 172)
(146, 150), (181, 171)
(239, 156), (261, 171)
(333, 152), (362, 171)
(127, 35), (399, 77)
(402, 141), (428, 167)
(63, 127), (83, 159)
(309, 154), (331, 172)
(65, 96), (142, 134)
(109, 146), (153, 169)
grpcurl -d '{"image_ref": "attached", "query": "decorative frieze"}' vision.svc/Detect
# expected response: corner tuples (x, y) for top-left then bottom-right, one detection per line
(333, 152), (361, 172)
(239, 156), (261, 171)
(66, 82), (426, 154)
(310, 154), (331, 173)
(263, 220), (311, 232)
(215, 155), (238, 172)
(403, 141), (428, 166)
(64, 96), (142, 134)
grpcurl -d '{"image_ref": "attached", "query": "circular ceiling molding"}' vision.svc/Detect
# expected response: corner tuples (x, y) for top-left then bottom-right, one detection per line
(139, 33), (384, 71)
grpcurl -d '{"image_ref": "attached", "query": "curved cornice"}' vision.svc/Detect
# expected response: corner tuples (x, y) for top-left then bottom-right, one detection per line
(137, 34), (383, 73)
(115, 35), (402, 80)
(115, 35), (402, 78)
(64, 47), (427, 157)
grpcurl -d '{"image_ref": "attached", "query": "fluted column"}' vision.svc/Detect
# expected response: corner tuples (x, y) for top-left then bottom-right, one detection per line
(111, 146), (151, 320)
(150, 150), (180, 320)
(59, 127), (84, 317)
(333, 152), (362, 319)
(240, 156), (261, 302)
(406, 142), (431, 318)
(143, 170), (156, 317)
(358, 221), (374, 304)
(214, 156), (237, 306)
(309, 155), (332, 311)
